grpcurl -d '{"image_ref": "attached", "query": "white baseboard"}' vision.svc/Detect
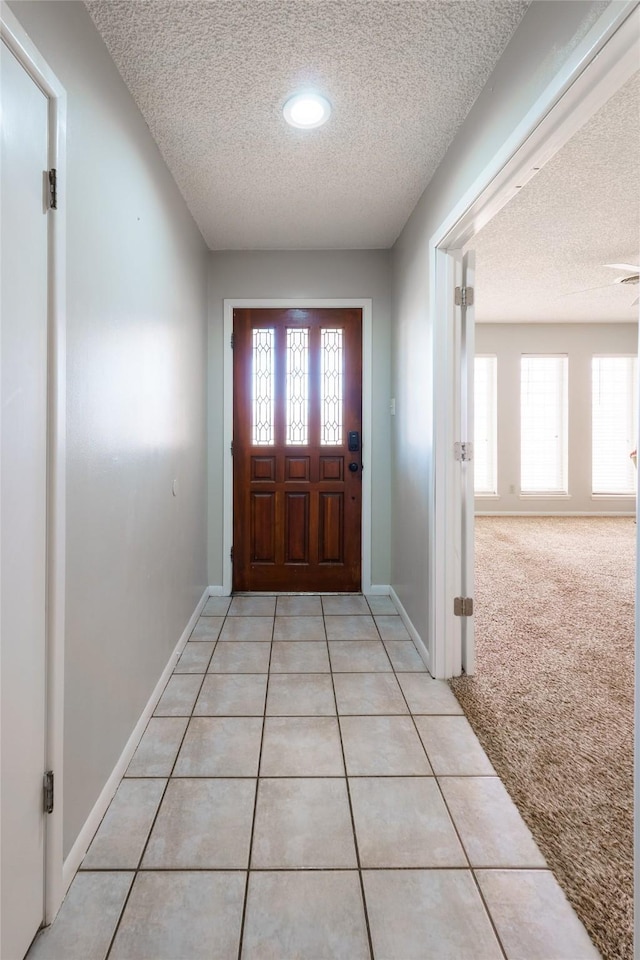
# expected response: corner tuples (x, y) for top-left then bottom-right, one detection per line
(389, 586), (431, 674)
(62, 587), (209, 890)
(208, 584), (230, 596)
(365, 583), (391, 596)
(476, 510), (635, 517)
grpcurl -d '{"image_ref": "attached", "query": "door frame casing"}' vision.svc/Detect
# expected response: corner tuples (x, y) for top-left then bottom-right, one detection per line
(223, 298), (373, 594)
(428, 1), (640, 679)
(1, 5), (67, 926)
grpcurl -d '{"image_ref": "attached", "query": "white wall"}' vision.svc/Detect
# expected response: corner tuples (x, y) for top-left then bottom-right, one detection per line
(476, 323), (637, 514)
(9, 2), (209, 857)
(391, 1), (615, 653)
(208, 250), (392, 588)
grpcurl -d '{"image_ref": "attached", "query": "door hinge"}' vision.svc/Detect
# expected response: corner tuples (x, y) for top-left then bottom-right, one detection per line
(454, 441), (473, 462)
(454, 285), (474, 307)
(44, 770), (54, 814)
(230, 441), (234, 456)
(230, 332), (235, 349)
(230, 547), (234, 561)
(454, 597), (474, 617)
(47, 168), (58, 210)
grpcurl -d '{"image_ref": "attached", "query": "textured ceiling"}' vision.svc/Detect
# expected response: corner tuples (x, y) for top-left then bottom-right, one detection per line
(473, 70), (640, 324)
(86, 0), (528, 250)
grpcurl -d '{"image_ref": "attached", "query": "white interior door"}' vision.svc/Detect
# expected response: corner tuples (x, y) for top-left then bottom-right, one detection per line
(459, 251), (476, 674)
(1, 39), (50, 960)
(451, 248), (476, 676)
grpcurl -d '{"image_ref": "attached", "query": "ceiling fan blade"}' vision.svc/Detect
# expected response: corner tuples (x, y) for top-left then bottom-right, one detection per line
(604, 262), (640, 272)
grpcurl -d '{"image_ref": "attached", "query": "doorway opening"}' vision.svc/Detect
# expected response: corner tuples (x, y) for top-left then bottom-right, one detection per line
(232, 307), (363, 592)
(454, 65), (638, 960)
(223, 298), (374, 595)
(430, 2), (639, 679)
(431, 8), (638, 959)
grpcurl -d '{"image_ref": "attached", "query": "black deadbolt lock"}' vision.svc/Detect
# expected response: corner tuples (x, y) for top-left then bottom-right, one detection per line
(348, 431), (360, 452)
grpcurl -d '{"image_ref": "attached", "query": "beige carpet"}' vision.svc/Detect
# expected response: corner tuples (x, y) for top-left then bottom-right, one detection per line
(450, 516), (634, 960)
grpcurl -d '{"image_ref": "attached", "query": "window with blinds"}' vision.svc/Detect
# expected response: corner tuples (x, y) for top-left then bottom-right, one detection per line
(474, 356), (497, 494)
(520, 355), (568, 494)
(592, 356), (637, 495)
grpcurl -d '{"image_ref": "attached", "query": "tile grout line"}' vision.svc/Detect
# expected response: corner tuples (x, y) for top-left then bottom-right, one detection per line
(83, 863), (552, 874)
(370, 600), (434, 766)
(118, 773), (505, 782)
(117, 773), (504, 781)
(434, 778), (510, 960)
(325, 597), (376, 960)
(390, 606), (512, 959)
(400, 649), (510, 960)
(103, 600), (230, 960)
(235, 600), (276, 960)
(369, 599), (510, 960)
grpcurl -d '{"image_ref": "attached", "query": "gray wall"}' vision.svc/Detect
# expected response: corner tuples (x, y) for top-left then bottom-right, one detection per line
(9, 2), (209, 857)
(476, 323), (638, 514)
(391, 1), (614, 652)
(208, 250), (392, 587)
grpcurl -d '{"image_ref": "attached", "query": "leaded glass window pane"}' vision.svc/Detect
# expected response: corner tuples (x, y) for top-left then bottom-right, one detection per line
(321, 328), (343, 445)
(252, 328), (274, 445)
(286, 328), (309, 445)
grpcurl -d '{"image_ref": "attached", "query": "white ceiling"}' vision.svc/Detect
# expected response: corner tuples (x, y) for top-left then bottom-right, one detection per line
(473, 70), (640, 324)
(86, 0), (528, 250)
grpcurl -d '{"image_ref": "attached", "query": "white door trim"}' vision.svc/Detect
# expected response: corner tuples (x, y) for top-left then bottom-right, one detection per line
(428, 1), (640, 678)
(223, 298), (373, 594)
(1, 6), (67, 925)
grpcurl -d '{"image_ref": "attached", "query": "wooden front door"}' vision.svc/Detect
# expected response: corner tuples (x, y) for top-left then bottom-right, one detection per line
(233, 307), (362, 592)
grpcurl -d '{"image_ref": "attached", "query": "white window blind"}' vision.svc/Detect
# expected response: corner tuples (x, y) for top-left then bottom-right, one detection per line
(520, 355), (568, 493)
(474, 356), (497, 494)
(592, 356), (637, 495)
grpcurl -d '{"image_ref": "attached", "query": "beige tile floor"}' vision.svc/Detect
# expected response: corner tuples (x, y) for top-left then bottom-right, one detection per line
(28, 595), (601, 960)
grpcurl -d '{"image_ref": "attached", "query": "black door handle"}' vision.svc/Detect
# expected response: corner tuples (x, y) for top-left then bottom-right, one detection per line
(348, 462), (359, 473)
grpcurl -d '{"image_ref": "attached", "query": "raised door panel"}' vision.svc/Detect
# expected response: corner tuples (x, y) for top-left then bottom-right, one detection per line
(250, 493), (276, 563)
(319, 456), (343, 481)
(284, 493), (309, 564)
(318, 492), (344, 563)
(251, 457), (276, 482)
(285, 457), (310, 482)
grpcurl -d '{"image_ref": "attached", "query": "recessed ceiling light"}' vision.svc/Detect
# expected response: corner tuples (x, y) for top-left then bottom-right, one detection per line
(283, 92), (331, 129)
